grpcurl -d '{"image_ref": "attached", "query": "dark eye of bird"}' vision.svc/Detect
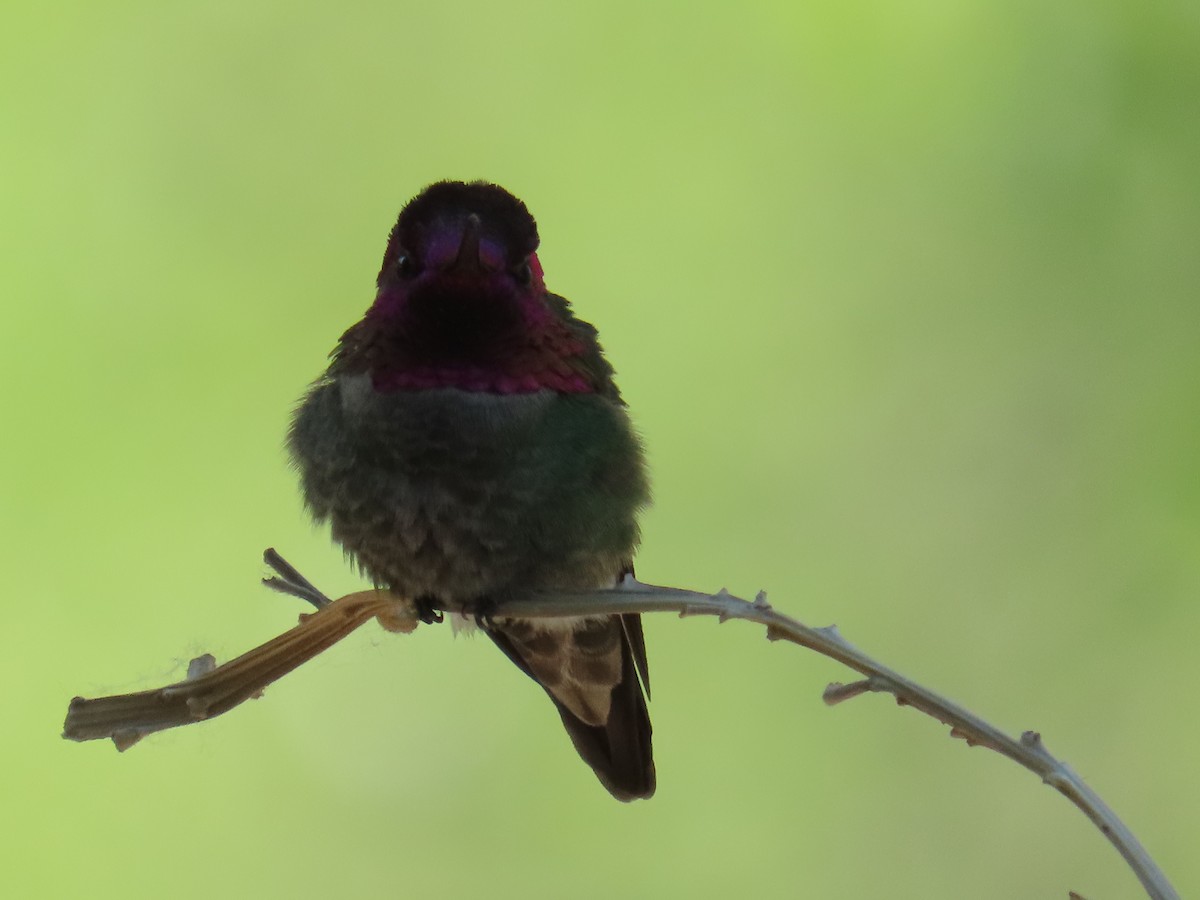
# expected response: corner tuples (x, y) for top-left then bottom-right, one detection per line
(396, 254), (415, 277)
(514, 261), (533, 286)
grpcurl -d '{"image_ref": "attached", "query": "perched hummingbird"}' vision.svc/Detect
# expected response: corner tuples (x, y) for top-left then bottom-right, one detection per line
(288, 181), (654, 800)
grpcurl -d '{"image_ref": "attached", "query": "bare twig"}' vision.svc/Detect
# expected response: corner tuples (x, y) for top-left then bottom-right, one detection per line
(61, 554), (1178, 900)
(504, 577), (1178, 900)
(261, 546), (332, 609)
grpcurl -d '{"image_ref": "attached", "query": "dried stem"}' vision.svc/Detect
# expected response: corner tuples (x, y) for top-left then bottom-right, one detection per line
(62, 552), (1177, 900)
(63, 587), (413, 748)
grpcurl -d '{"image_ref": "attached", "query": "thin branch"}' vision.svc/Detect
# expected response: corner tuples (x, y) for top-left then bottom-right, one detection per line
(61, 554), (1178, 900)
(503, 578), (1177, 900)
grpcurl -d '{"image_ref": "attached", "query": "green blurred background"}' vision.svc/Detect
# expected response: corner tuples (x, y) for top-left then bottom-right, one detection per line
(4, 1), (1198, 897)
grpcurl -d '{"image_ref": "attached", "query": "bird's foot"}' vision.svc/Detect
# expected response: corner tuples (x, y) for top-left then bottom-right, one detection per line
(413, 595), (444, 625)
(471, 597), (499, 630)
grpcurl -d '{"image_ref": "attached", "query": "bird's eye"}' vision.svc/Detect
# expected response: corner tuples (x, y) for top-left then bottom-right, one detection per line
(395, 254), (415, 277)
(513, 261), (533, 286)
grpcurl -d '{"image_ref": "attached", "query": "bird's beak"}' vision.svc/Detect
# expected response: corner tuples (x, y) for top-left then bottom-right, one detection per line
(448, 214), (484, 275)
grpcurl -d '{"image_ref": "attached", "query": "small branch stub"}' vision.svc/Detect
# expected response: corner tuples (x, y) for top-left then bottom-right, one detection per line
(823, 680), (873, 706)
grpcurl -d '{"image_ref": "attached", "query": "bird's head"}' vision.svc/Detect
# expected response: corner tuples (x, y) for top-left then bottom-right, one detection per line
(338, 181), (595, 394)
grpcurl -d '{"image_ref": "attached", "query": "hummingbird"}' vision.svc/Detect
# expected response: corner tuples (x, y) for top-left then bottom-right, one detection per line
(287, 181), (655, 800)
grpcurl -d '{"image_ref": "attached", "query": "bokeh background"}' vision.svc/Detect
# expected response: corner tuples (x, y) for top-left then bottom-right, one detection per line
(4, 1), (1198, 897)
